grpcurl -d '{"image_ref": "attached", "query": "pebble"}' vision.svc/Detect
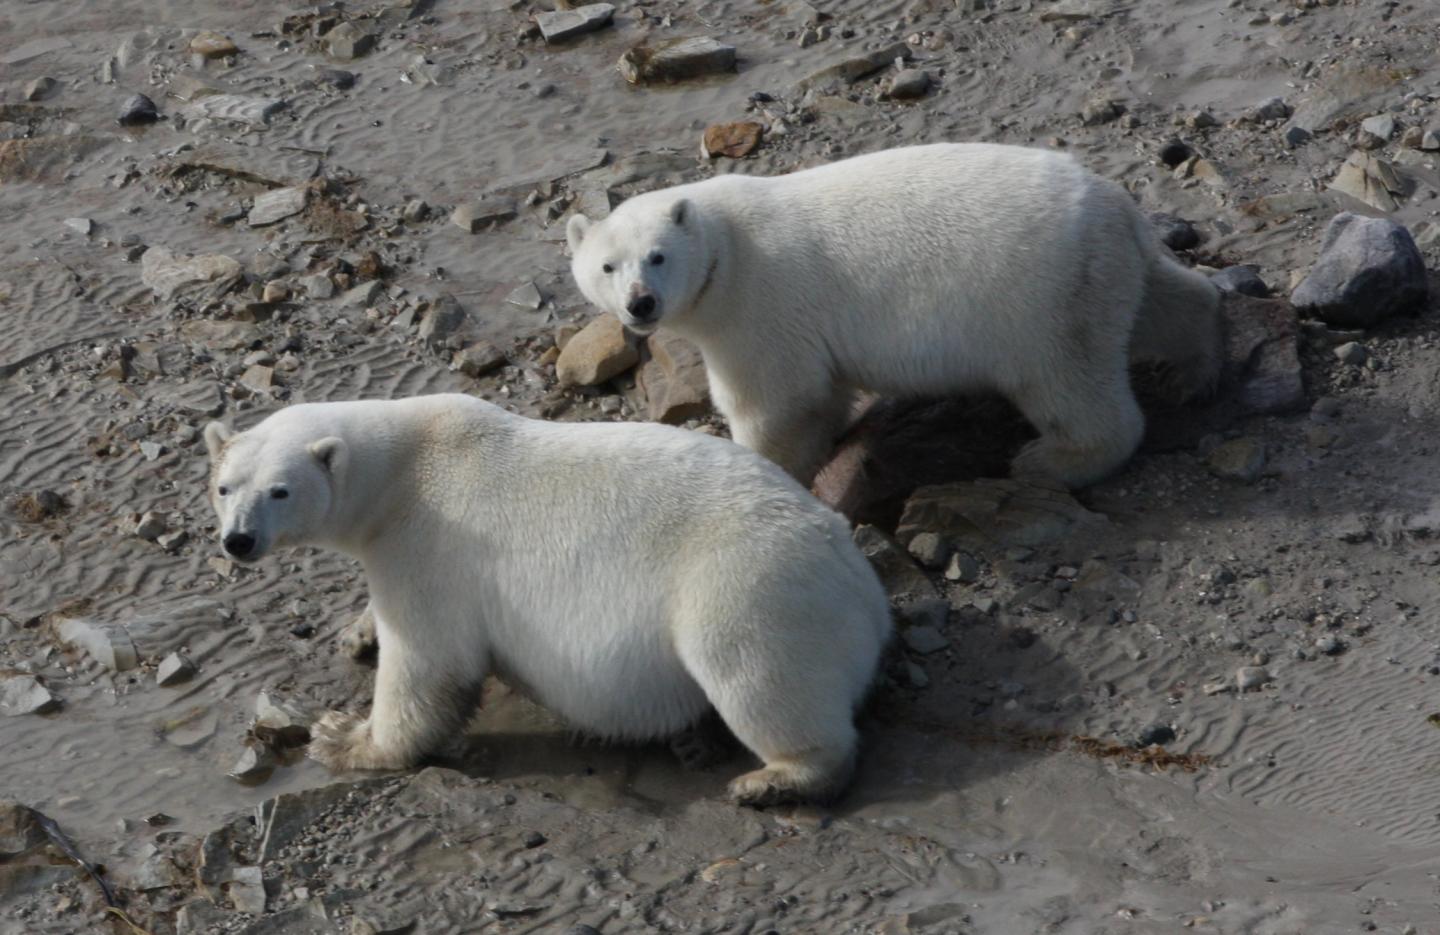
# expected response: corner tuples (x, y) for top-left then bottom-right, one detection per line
(1421, 130), (1440, 152)
(23, 76), (58, 101)
(190, 31), (239, 60)
(156, 652), (196, 687)
(118, 93), (159, 126)
(230, 741), (278, 783)
(418, 296), (468, 349)
(506, 282), (544, 310)
(1136, 724), (1176, 747)
(1081, 99), (1123, 125)
(904, 662), (930, 689)
(944, 551), (980, 583)
(300, 274), (335, 300)
(1150, 213), (1199, 250)
(906, 532), (949, 569)
(1205, 437), (1265, 484)
(1235, 666), (1270, 692)
(157, 529), (190, 552)
(1314, 635), (1346, 656)
(248, 186), (308, 226)
(1210, 265), (1269, 297)
(0, 673), (60, 717)
(618, 36), (737, 84)
(453, 342), (507, 378)
(887, 69), (932, 100)
(402, 199), (429, 223)
(451, 198), (517, 232)
(1359, 114), (1395, 141)
(1333, 341), (1368, 366)
(522, 830), (547, 849)
(55, 618), (139, 671)
(139, 441), (165, 461)
(135, 511), (167, 541)
(901, 624), (950, 655)
(315, 68), (356, 90)
(325, 22), (375, 60)
(1283, 125), (1312, 149)
(261, 281), (290, 304)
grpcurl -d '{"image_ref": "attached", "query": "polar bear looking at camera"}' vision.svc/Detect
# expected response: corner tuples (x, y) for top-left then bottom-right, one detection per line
(203, 395), (890, 805)
(568, 142), (1223, 487)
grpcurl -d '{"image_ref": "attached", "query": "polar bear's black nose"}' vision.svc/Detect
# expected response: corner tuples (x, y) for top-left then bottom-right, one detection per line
(224, 532), (256, 558)
(627, 294), (657, 322)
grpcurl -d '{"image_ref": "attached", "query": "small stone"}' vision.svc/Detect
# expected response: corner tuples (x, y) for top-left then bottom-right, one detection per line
(901, 625), (950, 655)
(190, 31), (239, 60)
(402, 199), (429, 222)
(229, 741), (278, 784)
(1314, 635), (1346, 656)
(534, 3), (614, 42)
(247, 186), (308, 226)
(117, 93), (159, 126)
(1236, 666), (1270, 692)
(55, 618), (139, 672)
(1149, 213), (1199, 250)
(453, 342), (507, 378)
(1291, 213), (1428, 328)
(1333, 341), (1368, 366)
(1206, 438), (1265, 483)
(1283, 125), (1313, 149)
(1136, 724), (1175, 747)
(142, 248), (242, 302)
(239, 365), (275, 395)
(904, 661), (930, 689)
(618, 37), (737, 84)
(1359, 114), (1395, 142)
(156, 653), (196, 687)
(906, 532), (949, 569)
(0, 674), (59, 717)
(254, 691), (315, 746)
(886, 69), (932, 100)
(341, 281), (382, 307)
(1210, 265), (1269, 297)
(185, 93), (285, 127)
(854, 525), (938, 600)
(1201, 680), (1231, 696)
(1185, 110), (1217, 129)
(139, 441), (165, 461)
(451, 198), (517, 232)
(522, 830), (547, 849)
(1421, 130), (1440, 152)
(1158, 139), (1193, 167)
(261, 281), (289, 304)
(1244, 97), (1291, 122)
(315, 68), (356, 90)
(701, 121), (764, 159)
(23, 76), (58, 101)
(325, 21), (375, 60)
(418, 295), (468, 349)
(506, 282), (544, 310)
(1399, 126), (1425, 149)
(157, 529), (190, 552)
(300, 274), (335, 300)
(943, 551), (980, 583)
(134, 511), (167, 541)
(556, 316), (639, 387)
(1081, 98), (1123, 125)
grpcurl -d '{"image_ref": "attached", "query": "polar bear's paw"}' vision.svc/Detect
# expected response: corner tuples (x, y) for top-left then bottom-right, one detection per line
(727, 764), (842, 808)
(308, 711), (410, 772)
(338, 608), (378, 663)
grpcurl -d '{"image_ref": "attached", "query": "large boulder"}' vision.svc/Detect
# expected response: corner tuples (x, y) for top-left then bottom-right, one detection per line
(1291, 212), (1428, 328)
(555, 316), (639, 387)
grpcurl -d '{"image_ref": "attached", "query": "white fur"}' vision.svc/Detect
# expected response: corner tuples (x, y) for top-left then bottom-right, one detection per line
(204, 395), (890, 805)
(567, 142), (1222, 487)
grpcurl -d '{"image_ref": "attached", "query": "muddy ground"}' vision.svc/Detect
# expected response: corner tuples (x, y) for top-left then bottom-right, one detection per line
(3, 0), (1440, 932)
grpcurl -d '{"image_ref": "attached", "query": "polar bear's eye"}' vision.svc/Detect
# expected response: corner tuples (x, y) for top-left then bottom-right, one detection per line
(651, 253), (665, 266)
(601, 263), (614, 274)
(271, 487), (289, 500)
(217, 486), (229, 496)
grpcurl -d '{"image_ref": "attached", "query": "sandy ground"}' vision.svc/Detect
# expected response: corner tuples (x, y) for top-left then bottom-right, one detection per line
(4, 0), (1440, 932)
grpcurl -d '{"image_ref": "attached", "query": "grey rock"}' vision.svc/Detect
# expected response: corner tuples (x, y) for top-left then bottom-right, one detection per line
(1206, 437), (1265, 483)
(1283, 125), (1312, 149)
(156, 652), (196, 687)
(906, 531), (949, 569)
(535, 3), (615, 42)
(418, 295), (468, 349)
(1291, 213), (1428, 328)
(853, 525), (938, 600)
(0, 674), (59, 717)
(341, 280), (383, 307)
(638, 332), (710, 424)
(238, 365), (274, 395)
(247, 186), (308, 226)
(254, 691), (315, 747)
(225, 865), (267, 913)
(1359, 114), (1395, 141)
(1150, 213), (1199, 250)
(506, 281), (544, 310)
(134, 511), (167, 540)
(1236, 666), (1270, 692)
(54, 618), (139, 671)
(1315, 635), (1346, 655)
(1328, 151), (1407, 212)
(619, 37), (738, 84)
(186, 93), (286, 127)
(901, 625), (950, 655)
(451, 198), (517, 232)
(1081, 98), (1123, 126)
(230, 741), (279, 784)
(315, 68), (355, 90)
(1211, 265), (1269, 297)
(453, 342), (506, 378)
(1422, 130), (1440, 152)
(326, 22), (375, 60)
(1136, 723), (1175, 746)
(904, 662), (930, 689)
(886, 69), (932, 100)
(300, 274), (335, 300)
(800, 42), (909, 89)
(64, 217), (93, 236)
(139, 441), (165, 461)
(1333, 341), (1368, 366)
(117, 93), (159, 125)
(897, 478), (1106, 551)
(1245, 97), (1291, 122)
(141, 247), (242, 302)
(944, 551), (981, 583)
(402, 199), (429, 222)
(23, 76), (58, 101)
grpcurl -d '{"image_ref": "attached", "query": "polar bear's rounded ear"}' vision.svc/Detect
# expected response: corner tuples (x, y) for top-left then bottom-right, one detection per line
(670, 199), (691, 226)
(566, 214), (591, 253)
(203, 422), (232, 460)
(309, 437), (347, 477)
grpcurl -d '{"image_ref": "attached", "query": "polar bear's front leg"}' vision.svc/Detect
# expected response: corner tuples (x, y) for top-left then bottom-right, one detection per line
(721, 386), (853, 486)
(309, 633), (481, 772)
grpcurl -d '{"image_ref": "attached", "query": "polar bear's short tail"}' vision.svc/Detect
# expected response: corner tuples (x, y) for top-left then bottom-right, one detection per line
(1127, 235), (1224, 402)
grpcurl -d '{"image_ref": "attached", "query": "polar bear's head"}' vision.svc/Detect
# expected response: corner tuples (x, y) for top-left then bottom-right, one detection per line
(567, 197), (712, 334)
(203, 416), (346, 563)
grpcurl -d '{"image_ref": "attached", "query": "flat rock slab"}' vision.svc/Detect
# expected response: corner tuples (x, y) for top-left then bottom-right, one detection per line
(896, 478), (1107, 552)
(451, 198), (517, 232)
(618, 37), (736, 84)
(1328, 151), (1408, 212)
(535, 3), (614, 42)
(800, 42), (911, 89)
(52, 618), (138, 671)
(142, 248), (242, 302)
(247, 185), (308, 226)
(638, 332), (710, 424)
(186, 94), (286, 127)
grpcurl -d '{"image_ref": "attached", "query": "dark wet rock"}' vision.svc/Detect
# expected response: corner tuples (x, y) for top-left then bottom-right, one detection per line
(1290, 213), (1428, 328)
(1211, 265), (1269, 297)
(23, 77), (58, 102)
(117, 92), (159, 125)
(315, 67), (356, 90)
(1136, 724), (1176, 747)
(1150, 213), (1199, 250)
(1283, 125), (1312, 149)
(620, 37), (738, 84)
(1157, 139), (1193, 167)
(853, 525), (938, 601)
(1206, 438), (1265, 483)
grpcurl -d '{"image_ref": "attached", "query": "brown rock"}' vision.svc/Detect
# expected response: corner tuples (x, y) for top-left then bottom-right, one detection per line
(702, 121), (764, 159)
(618, 37), (737, 84)
(453, 342), (506, 378)
(638, 333), (710, 424)
(190, 31), (239, 59)
(896, 478), (1107, 552)
(0, 136), (107, 184)
(556, 317), (639, 387)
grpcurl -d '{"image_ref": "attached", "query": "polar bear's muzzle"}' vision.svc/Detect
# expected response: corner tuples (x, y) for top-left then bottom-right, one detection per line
(223, 530), (260, 561)
(625, 291), (660, 328)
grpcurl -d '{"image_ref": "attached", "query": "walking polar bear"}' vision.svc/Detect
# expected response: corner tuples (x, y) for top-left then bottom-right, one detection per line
(567, 142), (1223, 487)
(203, 395), (890, 805)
